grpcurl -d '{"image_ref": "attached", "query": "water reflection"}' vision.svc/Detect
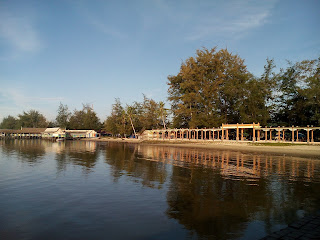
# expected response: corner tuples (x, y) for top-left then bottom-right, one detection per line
(0, 139), (46, 164)
(135, 145), (319, 183)
(135, 145), (320, 239)
(104, 142), (167, 188)
(1, 140), (319, 239)
(54, 141), (99, 173)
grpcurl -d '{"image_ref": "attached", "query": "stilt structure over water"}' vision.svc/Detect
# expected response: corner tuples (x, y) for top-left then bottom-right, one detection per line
(141, 123), (320, 143)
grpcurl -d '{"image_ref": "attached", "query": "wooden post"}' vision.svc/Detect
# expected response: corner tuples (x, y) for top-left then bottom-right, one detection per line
(226, 129), (229, 140)
(292, 126), (294, 142)
(196, 130), (198, 140)
(257, 130), (260, 141)
(264, 129), (267, 141)
(241, 128), (244, 141)
(221, 126), (224, 141)
(277, 126), (280, 142)
(253, 123), (255, 142)
(307, 126), (309, 144)
(282, 129), (285, 142)
(218, 130), (220, 140)
(296, 129), (299, 142)
(311, 129), (314, 142)
(236, 123), (239, 142)
(270, 129), (272, 141)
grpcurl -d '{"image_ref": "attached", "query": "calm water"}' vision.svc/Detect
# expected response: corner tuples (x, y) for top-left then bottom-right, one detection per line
(1, 140), (320, 240)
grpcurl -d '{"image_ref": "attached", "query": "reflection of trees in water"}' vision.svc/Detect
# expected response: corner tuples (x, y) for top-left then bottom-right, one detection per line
(135, 145), (320, 239)
(104, 143), (167, 188)
(0, 139), (46, 164)
(55, 141), (99, 174)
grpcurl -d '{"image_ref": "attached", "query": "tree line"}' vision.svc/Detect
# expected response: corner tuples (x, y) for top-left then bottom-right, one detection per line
(168, 47), (319, 128)
(1, 47), (319, 136)
(104, 96), (168, 137)
(0, 104), (101, 131)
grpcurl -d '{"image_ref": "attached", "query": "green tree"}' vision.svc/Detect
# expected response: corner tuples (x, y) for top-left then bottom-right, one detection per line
(157, 101), (168, 129)
(55, 102), (71, 129)
(168, 47), (253, 128)
(18, 110), (48, 128)
(0, 115), (19, 129)
(126, 104), (138, 138)
(140, 95), (161, 130)
(274, 58), (320, 126)
(239, 59), (277, 126)
(69, 104), (101, 130)
(104, 98), (130, 137)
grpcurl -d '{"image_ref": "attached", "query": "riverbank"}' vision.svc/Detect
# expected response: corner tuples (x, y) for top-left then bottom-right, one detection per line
(84, 138), (320, 159)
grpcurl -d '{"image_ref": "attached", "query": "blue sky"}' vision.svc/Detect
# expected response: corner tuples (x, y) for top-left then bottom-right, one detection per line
(1, 0), (319, 122)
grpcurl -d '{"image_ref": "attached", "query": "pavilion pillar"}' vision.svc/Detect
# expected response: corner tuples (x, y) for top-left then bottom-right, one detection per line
(221, 127), (224, 141)
(282, 129), (285, 142)
(311, 129), (314, 142)
(218, 130), (220, 140)
(270, 129), (272, 141)
(257, 130), (260, 141)
(253, 123), (256, 142)
(307, 126), (310, 144)
(264, 129), (267, 141)
(196, 131), (198, 140)
(292, 126), (294, 142)
(241, 128), (244, 141)
(236, 123), (239, 142)
(296, 129), (299, 142)
(226, 129), (229, 140)
(277, 126), (280, 142)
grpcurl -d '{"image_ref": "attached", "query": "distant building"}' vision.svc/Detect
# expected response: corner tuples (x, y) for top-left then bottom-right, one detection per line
(0, 128), (98, 139)
(42, 128), (66, 139)
(65, 130), (98, 139)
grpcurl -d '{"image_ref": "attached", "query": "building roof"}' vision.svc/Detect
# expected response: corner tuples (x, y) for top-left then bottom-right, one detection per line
(21, 127), (47, 133)
(0, 128), (47, 134)
(44, 128), (62, 133)
(66, 130), (96, 133)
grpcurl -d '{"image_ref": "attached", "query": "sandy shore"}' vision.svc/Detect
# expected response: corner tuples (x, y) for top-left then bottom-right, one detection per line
(84, 138), (320, 159)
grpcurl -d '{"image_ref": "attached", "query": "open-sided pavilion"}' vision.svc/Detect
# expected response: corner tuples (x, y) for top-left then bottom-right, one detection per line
(143, 123), (320, 143)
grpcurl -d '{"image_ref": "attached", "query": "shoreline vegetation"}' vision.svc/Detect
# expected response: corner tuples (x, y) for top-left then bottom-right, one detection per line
(83, 137), (320, 159)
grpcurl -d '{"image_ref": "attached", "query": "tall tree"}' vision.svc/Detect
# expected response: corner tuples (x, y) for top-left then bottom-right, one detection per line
(104, 98), (130, 137)
(274, 58), (320, 126)
(69, 104), (101, 130)
(0, 115), (19, 129)
(168, 47), (252, 128)
(18, 110), (48, 128)
(140, 95), (161, 130)
(126, 104), (137, 138)
(157, 101), (168, 129)
(55, 102), (71, 129)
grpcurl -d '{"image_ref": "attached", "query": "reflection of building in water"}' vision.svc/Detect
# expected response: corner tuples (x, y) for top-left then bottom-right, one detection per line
(31, 139), (98, 154)
(136, 145), (318, 182)
(66, 141), (97, 152)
